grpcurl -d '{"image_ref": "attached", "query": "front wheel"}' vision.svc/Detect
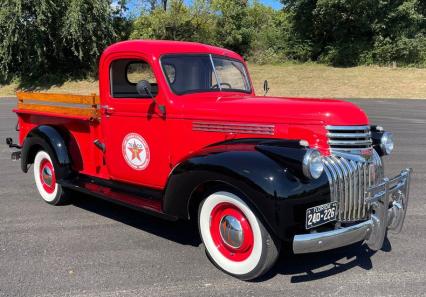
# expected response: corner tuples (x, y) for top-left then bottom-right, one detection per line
(33, 150), (69, 205)
(198, 191), (280, 280)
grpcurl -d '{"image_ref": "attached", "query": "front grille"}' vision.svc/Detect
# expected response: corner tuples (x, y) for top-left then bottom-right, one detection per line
(326, 125), (372, 152)
(323, 150), (383, 222)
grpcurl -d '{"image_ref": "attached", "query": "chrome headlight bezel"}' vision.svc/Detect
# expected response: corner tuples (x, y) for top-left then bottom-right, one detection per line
(380, 131), (394, 155)
(302, 149), (324, 179)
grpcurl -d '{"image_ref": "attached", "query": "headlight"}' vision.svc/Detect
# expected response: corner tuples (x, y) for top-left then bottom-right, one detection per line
(380, 132), (394, 155)
(302, 149), (324, 179)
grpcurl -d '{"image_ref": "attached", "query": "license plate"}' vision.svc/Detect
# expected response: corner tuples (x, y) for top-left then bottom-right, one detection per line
(305, 202), (338, 229)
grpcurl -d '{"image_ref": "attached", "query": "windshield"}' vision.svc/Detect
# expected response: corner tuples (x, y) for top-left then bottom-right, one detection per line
(161, 54), (251, 95)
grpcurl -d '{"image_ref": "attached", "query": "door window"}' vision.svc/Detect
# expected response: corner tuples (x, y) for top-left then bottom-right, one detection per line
(110, 59), (158, 98)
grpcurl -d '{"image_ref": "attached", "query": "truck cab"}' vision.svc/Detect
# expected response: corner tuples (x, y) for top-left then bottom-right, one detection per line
(8, 40), (411, 280)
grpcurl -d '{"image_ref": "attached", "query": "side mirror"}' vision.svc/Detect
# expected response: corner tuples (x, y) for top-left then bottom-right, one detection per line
(136, 80), (152, 97)
(263, 80), (270, 96)
(136, 80), (166, 117)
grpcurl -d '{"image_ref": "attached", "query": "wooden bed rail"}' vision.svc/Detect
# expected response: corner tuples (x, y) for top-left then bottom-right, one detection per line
(16, 92), (100, 119)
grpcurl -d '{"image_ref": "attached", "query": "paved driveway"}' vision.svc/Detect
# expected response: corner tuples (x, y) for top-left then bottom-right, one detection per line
(0, 98), (425, 297)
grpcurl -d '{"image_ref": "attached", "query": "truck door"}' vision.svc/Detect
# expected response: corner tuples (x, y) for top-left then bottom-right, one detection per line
(101, 56), (170, 189)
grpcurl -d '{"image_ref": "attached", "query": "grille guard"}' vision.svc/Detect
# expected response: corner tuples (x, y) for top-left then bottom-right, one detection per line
(293, 168), (412, 254)
(365, 168), (411, 250)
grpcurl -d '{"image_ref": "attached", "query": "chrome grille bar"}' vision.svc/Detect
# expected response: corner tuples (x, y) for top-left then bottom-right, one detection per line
(326, 125), (371, 131)
(328, 139), (373, 146)
(323, 150), (383, 222)
(326, 125), (372, 151)
(327, 132), (371, 138)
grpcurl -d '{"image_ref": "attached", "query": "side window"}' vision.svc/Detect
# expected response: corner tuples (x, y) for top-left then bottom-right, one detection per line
(110, 59), (158, 98)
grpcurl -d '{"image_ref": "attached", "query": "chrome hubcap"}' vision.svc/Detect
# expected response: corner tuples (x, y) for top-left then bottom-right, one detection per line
(42, 166), (53, 186)
(219, 215), (244, 249)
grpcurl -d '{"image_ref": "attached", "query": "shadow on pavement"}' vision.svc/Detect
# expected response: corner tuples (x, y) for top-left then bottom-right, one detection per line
(70, 190), (392, 283)
(71, 191), (202, 247)
(257, 237), (391, 282)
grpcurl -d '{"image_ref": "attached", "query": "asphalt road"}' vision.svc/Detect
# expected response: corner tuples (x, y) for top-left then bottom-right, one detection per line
(0, 98), (425, 297)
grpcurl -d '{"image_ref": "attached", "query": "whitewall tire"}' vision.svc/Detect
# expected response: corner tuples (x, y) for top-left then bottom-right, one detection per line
(33, 150), (68, 205)
(198, 191), (280, 280)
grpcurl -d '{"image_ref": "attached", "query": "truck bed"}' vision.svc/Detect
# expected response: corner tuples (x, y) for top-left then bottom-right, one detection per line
(14, 92), (108, 179)
(15, 92), (100, 120)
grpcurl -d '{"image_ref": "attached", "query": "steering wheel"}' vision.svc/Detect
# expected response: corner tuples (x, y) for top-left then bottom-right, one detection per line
(211, 82), (232, 89)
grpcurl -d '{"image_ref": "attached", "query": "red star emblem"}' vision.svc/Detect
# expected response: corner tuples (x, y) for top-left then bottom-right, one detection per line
(128, 141), (143, 161)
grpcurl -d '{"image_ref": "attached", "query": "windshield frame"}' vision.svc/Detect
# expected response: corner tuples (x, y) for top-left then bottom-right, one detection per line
(159, 53), (252, 96)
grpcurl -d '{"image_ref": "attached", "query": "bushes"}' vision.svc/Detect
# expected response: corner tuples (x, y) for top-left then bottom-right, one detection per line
(371, 36), (426, 67)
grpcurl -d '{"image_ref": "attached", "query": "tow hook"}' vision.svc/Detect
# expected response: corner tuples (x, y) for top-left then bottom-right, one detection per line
(6, 137), (22, 161)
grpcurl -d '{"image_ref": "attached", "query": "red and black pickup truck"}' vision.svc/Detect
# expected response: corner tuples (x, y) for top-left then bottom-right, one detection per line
(7, 40), (411, 280)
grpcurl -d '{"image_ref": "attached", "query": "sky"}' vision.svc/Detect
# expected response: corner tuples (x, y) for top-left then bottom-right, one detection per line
(258, 0), (282, 9)
(124, 0), (283, 14)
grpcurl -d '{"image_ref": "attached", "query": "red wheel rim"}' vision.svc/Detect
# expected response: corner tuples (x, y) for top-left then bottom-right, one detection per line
(210, 202), (254, 262)
(39, 158), (56, 194)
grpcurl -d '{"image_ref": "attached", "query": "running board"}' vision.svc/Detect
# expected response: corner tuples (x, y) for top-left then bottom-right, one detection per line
(59, 175), (177, 221)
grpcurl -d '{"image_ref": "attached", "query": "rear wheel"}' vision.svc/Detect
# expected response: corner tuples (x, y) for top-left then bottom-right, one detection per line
(198, 191), (280, 280)
(33, 150), (69, 205)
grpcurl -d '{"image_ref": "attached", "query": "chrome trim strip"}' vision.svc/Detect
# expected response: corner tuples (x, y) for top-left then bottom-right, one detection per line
(341, 158), (353, 220)
(326, 125), (370, 131)
(328, 139), (373, 146)
(327, 132), (371, 138)
(192, 121), (275, 135)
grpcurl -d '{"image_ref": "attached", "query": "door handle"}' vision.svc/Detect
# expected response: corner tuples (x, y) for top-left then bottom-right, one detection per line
(100, 105), (115, 115)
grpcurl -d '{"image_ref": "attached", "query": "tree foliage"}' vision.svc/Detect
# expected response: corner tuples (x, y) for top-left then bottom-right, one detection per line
(132, 0), (426, 66)
(131, 0), (216, 43)
(1, 0), (425, 83)
(0, 0), (129, 82)
(281, 0), (426, 66)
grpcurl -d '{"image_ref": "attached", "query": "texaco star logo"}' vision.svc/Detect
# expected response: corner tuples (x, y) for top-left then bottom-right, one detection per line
(122, 133), (150, 170)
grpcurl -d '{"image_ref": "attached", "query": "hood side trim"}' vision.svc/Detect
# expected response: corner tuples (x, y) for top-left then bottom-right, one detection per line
(192, 121), (275, 135)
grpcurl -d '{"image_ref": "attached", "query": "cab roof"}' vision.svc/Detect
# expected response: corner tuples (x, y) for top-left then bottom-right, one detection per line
(102, 40), (244, 61)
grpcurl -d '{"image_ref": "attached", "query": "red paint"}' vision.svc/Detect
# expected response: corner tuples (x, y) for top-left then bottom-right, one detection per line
(39, 158), (56, 194)
(15, 40), (370, 192)
(209, 202), (254, 262)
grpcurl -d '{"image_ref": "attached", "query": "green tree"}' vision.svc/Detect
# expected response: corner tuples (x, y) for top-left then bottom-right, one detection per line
(211, 0), (252, 56)
(61, 0), (116, 71)
(131, 0), (216, 43)
(244, 3), (289, 63)
(370, 0), (426, 65)
(0, 0), (125, 83)
(281, 0), (426, 66)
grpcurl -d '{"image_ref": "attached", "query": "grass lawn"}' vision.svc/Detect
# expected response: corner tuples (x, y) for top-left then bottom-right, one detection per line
(1, 63), (426, 99)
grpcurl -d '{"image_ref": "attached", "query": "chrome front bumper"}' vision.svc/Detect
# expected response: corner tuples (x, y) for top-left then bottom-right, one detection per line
(293, 168), (412, 254)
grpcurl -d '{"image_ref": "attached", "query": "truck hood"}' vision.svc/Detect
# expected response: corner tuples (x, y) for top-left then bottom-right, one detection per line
(181, 94), (369, 126)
